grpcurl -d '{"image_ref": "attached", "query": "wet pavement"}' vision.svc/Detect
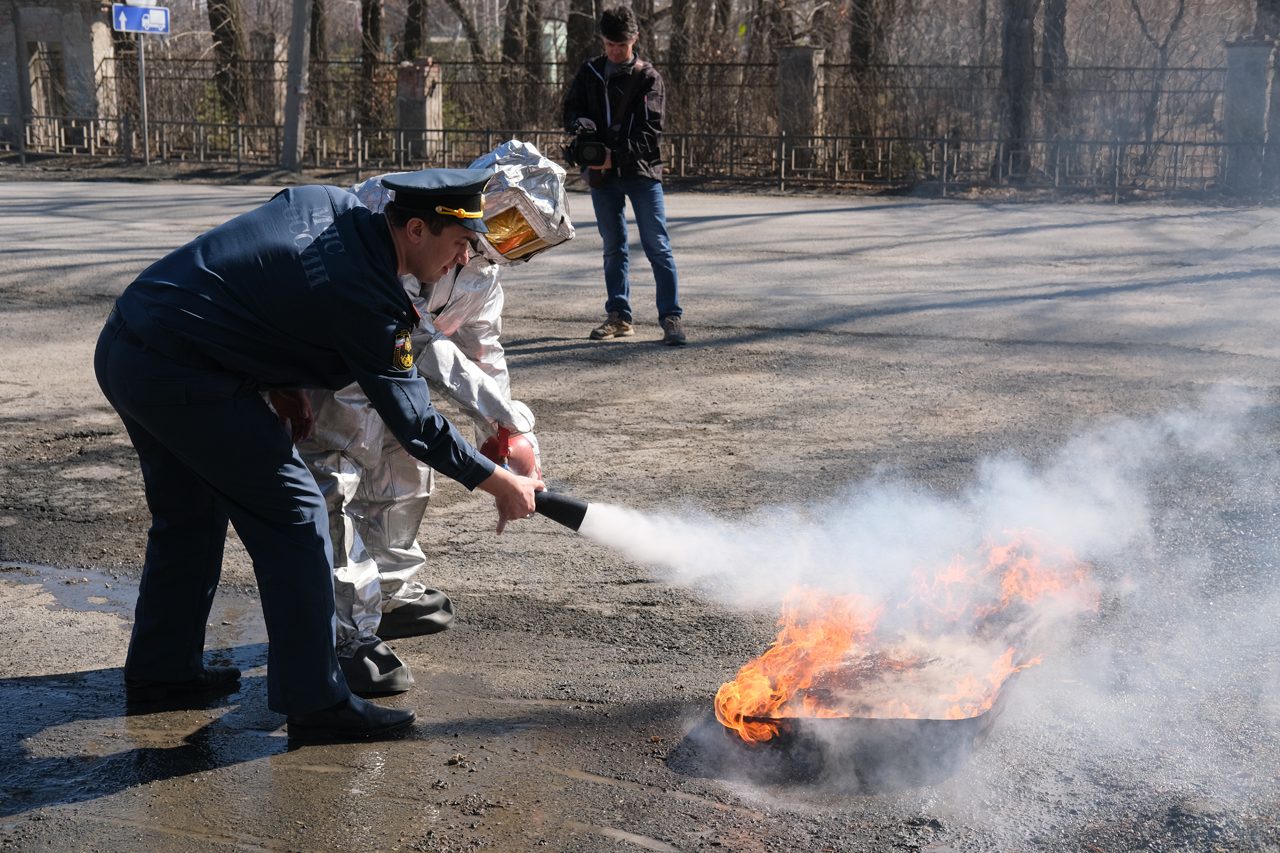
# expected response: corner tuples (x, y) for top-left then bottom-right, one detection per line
(3, 180), (1280, 851)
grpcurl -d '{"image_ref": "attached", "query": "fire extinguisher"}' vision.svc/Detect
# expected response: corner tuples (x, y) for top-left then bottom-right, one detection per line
(479, 426), (540, 478)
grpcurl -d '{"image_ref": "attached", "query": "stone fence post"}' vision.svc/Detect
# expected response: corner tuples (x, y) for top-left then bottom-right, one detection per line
(777, 46), (824, 171)
(397, 59), (442, 162)
(1223, 37), (1273, 193)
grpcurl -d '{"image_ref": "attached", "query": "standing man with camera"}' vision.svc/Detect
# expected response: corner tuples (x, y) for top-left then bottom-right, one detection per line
(563, 5), (687, 346)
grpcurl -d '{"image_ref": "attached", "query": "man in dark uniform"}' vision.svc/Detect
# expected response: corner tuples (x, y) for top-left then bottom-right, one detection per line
(94, 168), (543, 742)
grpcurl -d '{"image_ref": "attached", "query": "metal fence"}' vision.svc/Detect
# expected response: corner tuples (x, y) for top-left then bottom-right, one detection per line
(2, 112), (1246, 197)
(1, 56), (1240, 194)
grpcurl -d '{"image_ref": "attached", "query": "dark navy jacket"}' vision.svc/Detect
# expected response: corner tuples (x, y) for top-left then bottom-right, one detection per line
(113, 184), (495, 489)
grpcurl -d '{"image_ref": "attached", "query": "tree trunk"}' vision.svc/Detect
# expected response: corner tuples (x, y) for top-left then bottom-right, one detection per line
(977, 0), (990, 64)
(1257, 0), (1280, 37)
(713, 0), (731, 37)
(846, 0), (894, 136)
(110, 29), (139, 132)
(1041, 0), (1067, 126)
(525, 0), (544, 79)
(1042, 0), (1069, 180)
(999, 0), (1036, 180)
(632, 0), (654, 56)
(668, 0), (691, 88)
(1128, 0), (1187, 168)
(359, 0), (383, 127)
(747, 0), (787, 63)
(502, 0), (527, 68)
(442, 0), (487, 65)
(848, 0), (893, 71)
(309, 0), (329, 126)
(207, 0), (249, 121)
(566, 0), (597, 71)
(402, 0), (428, 60)
(499, 0), (529, 124)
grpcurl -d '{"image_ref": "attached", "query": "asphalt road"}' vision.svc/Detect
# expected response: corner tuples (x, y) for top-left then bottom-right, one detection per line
(1, 177), (1278, 852)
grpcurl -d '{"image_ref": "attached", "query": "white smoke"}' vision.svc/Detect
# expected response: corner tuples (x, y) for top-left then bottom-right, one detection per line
(579, 386), (1262, 614)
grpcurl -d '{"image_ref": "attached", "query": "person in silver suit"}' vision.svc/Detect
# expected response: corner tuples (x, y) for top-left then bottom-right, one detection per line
(298, 140), (575, 694)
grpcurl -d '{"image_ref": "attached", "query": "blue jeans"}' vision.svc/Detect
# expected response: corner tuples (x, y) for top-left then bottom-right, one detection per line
(590, 176), (681, 322)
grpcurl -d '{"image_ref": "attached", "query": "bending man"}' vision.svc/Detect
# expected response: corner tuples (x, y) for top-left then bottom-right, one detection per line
(95, 168), (543, 742)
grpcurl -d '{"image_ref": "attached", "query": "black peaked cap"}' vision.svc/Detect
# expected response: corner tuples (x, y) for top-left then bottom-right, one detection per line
(383, 167), (494, 233)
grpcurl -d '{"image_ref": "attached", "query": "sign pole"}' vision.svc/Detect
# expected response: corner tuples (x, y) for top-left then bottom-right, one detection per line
(137, 32), (149, 166)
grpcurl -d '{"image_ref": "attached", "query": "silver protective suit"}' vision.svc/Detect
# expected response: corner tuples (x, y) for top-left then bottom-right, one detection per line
(299, 140), (574, 654)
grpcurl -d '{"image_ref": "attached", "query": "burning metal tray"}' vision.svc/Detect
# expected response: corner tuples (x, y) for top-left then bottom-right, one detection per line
(734, 700), (1006, 789)
(699, 671), (1018, 790)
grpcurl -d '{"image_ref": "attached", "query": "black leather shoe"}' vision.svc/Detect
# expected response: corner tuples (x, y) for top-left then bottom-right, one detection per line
(377, 590), (455, 639)
(125, 664), (242, 704)
(286, 695), (416, 743)
(339, 639), (415, 696)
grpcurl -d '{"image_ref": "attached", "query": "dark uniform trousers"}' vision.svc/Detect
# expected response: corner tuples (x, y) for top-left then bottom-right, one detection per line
(96, 310), (348, 715)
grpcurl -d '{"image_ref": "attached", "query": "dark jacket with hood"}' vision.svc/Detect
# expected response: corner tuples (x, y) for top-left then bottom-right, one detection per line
(563, 55), (665, 182)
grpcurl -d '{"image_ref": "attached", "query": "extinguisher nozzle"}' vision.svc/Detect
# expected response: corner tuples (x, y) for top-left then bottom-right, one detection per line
(533, 490), (588, 532)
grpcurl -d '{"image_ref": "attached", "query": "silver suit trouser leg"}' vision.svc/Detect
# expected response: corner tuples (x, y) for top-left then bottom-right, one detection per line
(301, 447), (383, 655)
(349, 430), (434, 611)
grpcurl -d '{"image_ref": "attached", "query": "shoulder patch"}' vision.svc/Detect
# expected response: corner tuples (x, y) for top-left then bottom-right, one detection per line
(393, 329), (414, 370)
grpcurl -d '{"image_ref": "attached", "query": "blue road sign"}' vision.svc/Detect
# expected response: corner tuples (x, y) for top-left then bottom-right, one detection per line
(111, 4), (170, 34)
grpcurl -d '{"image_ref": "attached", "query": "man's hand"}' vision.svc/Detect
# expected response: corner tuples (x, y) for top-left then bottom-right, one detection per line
(574, 117), (597, 132)
(477, 466), (545, 534)
(268, 389), (315, 443)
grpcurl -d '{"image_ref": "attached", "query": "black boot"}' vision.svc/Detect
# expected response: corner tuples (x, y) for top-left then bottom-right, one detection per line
(125, 664), (242, 704)
(339, 639), (415, 696)
(377, 590), (455, 639)
(286, 695), (416, 743)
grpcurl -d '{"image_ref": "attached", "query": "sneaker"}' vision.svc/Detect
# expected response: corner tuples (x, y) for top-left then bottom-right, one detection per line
(589, 312), (635, 340)
(660, 315), (687, 346)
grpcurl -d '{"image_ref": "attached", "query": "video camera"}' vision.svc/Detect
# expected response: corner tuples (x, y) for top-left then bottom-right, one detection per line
(565, 123), (610, 169)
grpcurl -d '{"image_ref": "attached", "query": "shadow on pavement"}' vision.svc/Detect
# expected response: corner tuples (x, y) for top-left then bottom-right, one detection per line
(0, 644), (284, 817)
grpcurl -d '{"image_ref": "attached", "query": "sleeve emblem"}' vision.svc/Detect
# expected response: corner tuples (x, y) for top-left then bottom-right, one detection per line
(393, 329), (414, 370)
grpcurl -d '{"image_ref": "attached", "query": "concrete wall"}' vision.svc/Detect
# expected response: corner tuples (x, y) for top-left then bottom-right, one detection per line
(0, 0), (114, 142)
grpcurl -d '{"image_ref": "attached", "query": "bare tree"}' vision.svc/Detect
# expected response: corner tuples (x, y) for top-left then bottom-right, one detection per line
(1257, 0), (1280, 35)
(632, 0), (655, 56)
(566, 0), (598, 71)
(668, 0), (693, 88)
(359, 0), (383, 127)
(208, 0), (250, 120)
(442, 0), (488, 64)
(310, 0), (331, 125)
(977, 0), (992, 64)
(1042, 2), (1068, 133)
(402, 0), (428, 59)
(746, 0), (788, 62)
(498, 0), (546, 126)
(999, 0), (1036, 180)
(109, 29), (140, 141)
(713, 0), (732, 36)
(848, 0), (895, 70)
(1127, 0), (1187, 148)
(1257, 0), (1280, 188)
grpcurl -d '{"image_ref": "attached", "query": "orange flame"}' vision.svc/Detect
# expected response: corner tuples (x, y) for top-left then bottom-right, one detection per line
(715, 533), (1096, 743)
(713, 589), (878, 743)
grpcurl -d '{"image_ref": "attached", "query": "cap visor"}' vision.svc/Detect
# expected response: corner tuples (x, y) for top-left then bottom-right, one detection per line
(459, 218), (489, 234)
